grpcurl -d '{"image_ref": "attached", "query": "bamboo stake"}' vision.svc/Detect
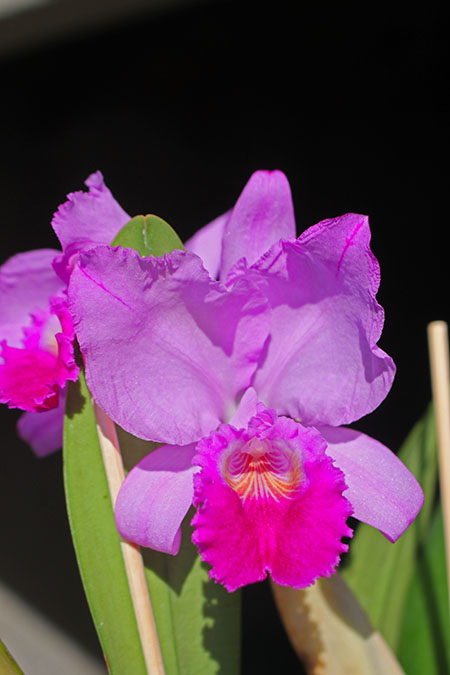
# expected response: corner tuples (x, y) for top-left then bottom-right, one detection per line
(427, 320), (450, 610)
(94, 402), (165, 675)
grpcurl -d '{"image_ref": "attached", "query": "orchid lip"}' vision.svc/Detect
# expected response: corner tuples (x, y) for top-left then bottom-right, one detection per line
(192, 412), (353, 591)
(221, 437), (303, 504)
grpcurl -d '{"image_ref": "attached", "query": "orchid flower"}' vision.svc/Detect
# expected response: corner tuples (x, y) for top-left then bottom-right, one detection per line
(68, 170), (424, 591)
(0, 250), (76, 455)
(0, 172), (130, 455)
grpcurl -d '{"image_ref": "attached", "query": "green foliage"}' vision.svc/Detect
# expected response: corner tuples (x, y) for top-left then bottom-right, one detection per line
(64, 372), (147, 674)
(118, 425), (242, 675)
(0, 639), (23, 674)
(397, 505), (450, 674)
(342, 404), (450, 672)
(64, 215), (241, 674)
(117, 427), (242, 675)
(144, 522), (241, 675)
(343, 406), (438, 649)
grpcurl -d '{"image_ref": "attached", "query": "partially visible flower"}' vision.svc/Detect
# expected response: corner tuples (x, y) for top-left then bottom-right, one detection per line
(0, 249), (72, 455)
(69, 170), (424, 591)
(0, 172), (130, 455)
(0, 294), (78, 412)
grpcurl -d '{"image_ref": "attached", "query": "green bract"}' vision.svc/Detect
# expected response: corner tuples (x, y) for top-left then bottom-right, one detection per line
(111, 214), (184, 257)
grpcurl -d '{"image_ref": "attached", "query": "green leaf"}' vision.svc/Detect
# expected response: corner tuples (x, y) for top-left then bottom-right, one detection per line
(64, 215), (241, 674)
(145, 519), (240, 675)
(64, 371), (147, 675)
(397, 504), (450, 674)
(116, 430), (241, 675)
(342, 405), (438, 649)
(0, 639), (23, 674)
(111, 215), (184, 257)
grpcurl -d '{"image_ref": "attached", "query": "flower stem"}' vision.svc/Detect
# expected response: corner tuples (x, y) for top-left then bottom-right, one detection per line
(94, 402), (165, 675)
(427, 320), (450, 614)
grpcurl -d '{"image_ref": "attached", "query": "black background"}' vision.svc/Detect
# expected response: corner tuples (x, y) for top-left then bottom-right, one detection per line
(1, 1), (449, 672)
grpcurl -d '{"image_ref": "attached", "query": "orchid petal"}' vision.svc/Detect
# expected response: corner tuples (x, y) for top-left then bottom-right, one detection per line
(52, 171), (130, 281)
(251, 214), (396, 426)
(320, 425), (424, 542)
(220, 170), (296, 280)
(185, 211), (230, 279)
(115, 443), (197, 554)
(0, 249), (64, 347)
(69, 246), (269, 445)
(17, 397), (65, 457)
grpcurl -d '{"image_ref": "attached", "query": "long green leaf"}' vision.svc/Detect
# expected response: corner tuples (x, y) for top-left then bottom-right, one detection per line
(0, 639), (23, 675)
(64, 213), (241, 674)
(397, 504), (450, 674)
(342, 405), (438, 649)
(64, 371), (147, 674)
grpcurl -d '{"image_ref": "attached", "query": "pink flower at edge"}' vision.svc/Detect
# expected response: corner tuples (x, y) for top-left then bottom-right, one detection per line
(0, 295), (79, 412)
(0, 171), (130, 455)
(69, 169), (424, 591)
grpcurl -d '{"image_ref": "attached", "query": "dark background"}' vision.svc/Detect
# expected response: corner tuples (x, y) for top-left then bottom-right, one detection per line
(1, 1), (449, 672)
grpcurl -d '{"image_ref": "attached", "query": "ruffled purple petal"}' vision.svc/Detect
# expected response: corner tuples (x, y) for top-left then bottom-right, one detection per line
(115, 443), (197, 554)
(320, 425), (424, 542)
(17, 396), (65, 457)
(0, 249), (64, 347)
(52, 171), (130, 282)
(220, 170), (296, 280)
(184, 211), (230, 279)
(250, 214), (396, 426)
(69, 246), (270, 445)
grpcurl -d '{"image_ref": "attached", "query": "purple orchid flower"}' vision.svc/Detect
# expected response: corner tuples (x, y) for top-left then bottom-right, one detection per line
(68, 170), (423, 591)
(0, 172), (130, 455)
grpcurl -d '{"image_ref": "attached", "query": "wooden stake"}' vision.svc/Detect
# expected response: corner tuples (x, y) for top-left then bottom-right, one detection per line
(94, 402), (165, 675)
(427, 320), (450, 609)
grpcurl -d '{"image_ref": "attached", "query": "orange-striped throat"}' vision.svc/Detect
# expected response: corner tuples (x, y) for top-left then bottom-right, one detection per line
(222, 437), (303, 503)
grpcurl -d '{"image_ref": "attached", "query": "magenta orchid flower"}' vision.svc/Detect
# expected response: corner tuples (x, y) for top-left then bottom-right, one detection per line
(0, 249), (77, 455)
(0, 172), (130, 455)
(68, 170), (424, 591)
